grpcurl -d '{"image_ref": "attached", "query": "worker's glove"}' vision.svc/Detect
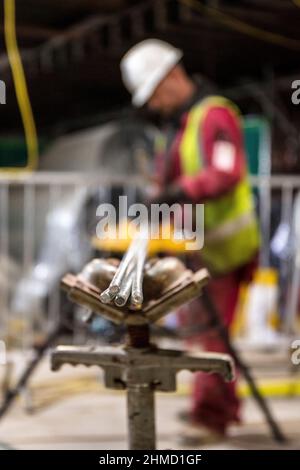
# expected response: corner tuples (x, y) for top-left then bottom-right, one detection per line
(148, 183), (187, 206)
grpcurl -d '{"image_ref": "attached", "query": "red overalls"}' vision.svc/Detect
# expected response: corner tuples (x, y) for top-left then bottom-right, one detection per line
(156, 100), (257, 435)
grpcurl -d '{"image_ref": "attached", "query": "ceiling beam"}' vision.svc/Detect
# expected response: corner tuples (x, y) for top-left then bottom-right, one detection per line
(0, 24), (59, 40)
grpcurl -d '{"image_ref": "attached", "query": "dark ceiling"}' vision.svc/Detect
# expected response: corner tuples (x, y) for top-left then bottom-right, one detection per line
(0, 0), (300, 135)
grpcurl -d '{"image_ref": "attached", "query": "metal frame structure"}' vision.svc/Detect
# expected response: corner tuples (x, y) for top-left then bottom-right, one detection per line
(50, 267), (235, 450)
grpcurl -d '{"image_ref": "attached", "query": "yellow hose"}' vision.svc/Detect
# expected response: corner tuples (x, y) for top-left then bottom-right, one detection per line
(3, 0), (38, 173)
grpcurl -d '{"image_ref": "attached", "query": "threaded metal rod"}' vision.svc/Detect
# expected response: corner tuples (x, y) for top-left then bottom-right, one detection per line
(114, 268), (134, 307)
(108, 236), (142, 295)
(131, 238), (147, 308)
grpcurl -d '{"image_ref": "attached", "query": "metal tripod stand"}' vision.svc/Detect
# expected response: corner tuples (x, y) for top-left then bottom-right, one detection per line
(51, 268), (234, 450)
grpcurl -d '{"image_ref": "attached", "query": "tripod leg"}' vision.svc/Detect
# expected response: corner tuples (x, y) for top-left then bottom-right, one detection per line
(201, 288), (286, 443)
(0, 325), (62, 421)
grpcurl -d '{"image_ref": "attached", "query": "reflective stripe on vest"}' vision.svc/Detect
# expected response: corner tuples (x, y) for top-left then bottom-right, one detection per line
(206, 211), (256, 244)
(179, 95), (260, 274)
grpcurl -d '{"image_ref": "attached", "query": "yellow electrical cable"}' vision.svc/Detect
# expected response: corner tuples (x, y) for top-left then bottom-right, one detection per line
(292, 0), (300, 7)
(179, 0), (300, 51)
(3, 0), (38, 173)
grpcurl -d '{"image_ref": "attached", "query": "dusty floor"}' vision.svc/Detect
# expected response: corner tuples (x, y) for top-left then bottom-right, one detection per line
(0, 357), (299, 450)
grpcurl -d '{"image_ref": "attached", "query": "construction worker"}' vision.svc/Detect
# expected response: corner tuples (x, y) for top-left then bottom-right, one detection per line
(120, 39), (260, 442)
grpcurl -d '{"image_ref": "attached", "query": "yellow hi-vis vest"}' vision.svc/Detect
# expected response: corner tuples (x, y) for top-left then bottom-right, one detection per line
(179, 96), (260, 274)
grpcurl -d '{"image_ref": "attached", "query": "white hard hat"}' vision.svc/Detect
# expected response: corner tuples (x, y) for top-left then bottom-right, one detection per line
(120, 39), (183, 107)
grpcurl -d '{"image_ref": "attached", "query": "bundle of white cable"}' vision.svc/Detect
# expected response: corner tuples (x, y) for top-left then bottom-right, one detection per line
(100, 234), (148, 309)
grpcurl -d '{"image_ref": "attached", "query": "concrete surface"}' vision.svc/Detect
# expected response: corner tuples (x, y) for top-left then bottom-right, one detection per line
(0, 358), (299, 450)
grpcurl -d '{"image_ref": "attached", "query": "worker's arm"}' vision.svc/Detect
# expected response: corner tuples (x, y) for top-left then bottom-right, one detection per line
(178, 106), (246, 202)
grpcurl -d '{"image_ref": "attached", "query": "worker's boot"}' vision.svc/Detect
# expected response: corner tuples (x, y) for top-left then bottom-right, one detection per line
(176, 409), (229, 447)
